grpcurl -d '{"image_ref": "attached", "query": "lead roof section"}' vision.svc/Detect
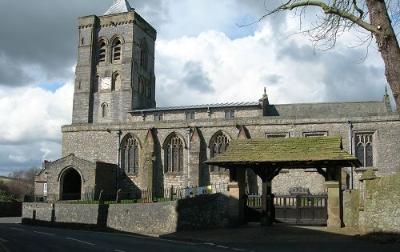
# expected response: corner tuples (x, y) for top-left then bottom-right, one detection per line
(130, 100), (392, 118)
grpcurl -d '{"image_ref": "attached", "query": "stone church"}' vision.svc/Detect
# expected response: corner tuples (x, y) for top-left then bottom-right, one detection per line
(35, 0), (400, 202)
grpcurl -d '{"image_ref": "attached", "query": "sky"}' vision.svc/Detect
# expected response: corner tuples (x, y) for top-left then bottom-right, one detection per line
(0, 0), (390, 175)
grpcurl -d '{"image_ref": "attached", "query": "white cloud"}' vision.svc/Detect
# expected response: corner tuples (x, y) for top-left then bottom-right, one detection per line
(155, 15), (386, 107)
(0, 82), (73, 173)
(0, 82), (73, 144)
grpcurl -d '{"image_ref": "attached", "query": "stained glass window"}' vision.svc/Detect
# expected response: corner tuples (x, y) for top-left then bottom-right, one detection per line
(165, 134), (184, 173)
(355, 133), (374, 167)
(122, 136), (140, 174)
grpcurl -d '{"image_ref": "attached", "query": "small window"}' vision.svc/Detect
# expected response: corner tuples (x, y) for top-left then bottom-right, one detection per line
(94, 76), (100, 93)
(225, 110), (235, 119)
(112, 72), (121, 91)
(98, 40), (106, 63)
(112, 38), (122, 62)
(355, 133), (374, 167)
(154, 113), (163, 121)
(138, 76), (145, 94)
(43, 183), (48, 196)
(101, 103), (108, 118)
(303, 131), (328, 137)
(146, 85), (151, 99)
(265, 133), (289, 138)
(185, 111), (195, 120)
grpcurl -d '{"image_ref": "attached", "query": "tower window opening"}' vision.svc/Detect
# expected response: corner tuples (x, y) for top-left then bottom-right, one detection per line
(98, 41), (106, 63)
(112, 39), (122, 62)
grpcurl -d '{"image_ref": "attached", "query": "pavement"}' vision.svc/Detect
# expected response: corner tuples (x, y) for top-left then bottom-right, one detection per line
(0, 218), (399, 252)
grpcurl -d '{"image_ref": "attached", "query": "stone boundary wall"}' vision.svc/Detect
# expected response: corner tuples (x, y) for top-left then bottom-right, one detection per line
(343, 190), (359, 228)
(22, 194), (229, 235)
(359, 172), (400, 233)
(0, 202), (22, 217)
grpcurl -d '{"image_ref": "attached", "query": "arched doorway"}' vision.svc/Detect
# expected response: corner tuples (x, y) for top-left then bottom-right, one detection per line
(60, 168), (82, 200)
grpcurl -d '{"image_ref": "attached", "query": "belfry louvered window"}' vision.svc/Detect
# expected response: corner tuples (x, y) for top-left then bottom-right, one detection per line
(122, 136), (140, 174)
(98, 40), (106, 63)
(355, 133), (374, 167)
(210, 132), (230, 172)
(165, 134), (184, 173)
(112, 39), (122, 62)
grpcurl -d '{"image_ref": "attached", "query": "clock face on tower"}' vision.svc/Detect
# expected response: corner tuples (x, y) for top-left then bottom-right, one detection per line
(100, 77), (112, 90)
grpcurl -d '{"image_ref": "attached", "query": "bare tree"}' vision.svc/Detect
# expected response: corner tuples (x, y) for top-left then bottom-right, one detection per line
(260, 0), (400, 111)
(6, 167), (39, 201)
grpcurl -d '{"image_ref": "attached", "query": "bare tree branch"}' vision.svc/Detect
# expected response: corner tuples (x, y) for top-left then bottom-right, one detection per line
(276, 0), (379, 33)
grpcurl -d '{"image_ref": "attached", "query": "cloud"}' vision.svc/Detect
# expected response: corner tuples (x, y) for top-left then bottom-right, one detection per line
(0, 82), (73, 174)
(264, 74), (283, 86)
(181, 62), (214, 93)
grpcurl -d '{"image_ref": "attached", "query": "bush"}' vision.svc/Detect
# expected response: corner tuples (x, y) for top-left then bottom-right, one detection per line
(0, 189), (16, 202)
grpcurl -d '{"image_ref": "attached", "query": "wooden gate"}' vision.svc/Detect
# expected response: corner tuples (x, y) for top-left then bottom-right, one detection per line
(274, 195), (327, 225)
(246, 194), (328, 226)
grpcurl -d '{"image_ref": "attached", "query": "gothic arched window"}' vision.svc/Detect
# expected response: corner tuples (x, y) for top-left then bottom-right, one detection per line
(112, 72), (121, 91)
(165, 134), (184, 173)
(121, 135), (140, 174)
(209, 132), (230, 172)
(98, 40), (106, 63)
(112, 38), (122, 62)
(355, 133), (374, 167)
(101, 103), (108, 118)
(140, 40), (148, 70)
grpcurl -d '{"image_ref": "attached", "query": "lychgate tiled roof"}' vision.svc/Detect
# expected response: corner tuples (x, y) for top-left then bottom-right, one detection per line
(206, 136), (360, 168)
(104, 0), (133, 15)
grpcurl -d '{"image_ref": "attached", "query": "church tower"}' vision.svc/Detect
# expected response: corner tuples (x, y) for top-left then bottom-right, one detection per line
(72, 0), (156, 124)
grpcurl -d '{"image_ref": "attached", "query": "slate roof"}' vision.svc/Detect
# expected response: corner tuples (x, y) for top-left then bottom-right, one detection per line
(206, 137), (360, 168)
(104, 0), (133, 15)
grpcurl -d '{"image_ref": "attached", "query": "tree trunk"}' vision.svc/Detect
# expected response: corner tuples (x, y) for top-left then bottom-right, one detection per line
(366, 0), (400, 112)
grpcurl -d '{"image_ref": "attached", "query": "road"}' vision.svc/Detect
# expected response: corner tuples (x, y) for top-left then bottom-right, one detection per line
(1, 218), (399, 252)
(0, 218), (247, 252)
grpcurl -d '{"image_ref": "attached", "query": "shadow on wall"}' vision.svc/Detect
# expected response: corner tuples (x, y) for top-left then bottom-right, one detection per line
(198, 129), (210, 187)
(153, 129), (164, 198)
(117, 172), (145, 200)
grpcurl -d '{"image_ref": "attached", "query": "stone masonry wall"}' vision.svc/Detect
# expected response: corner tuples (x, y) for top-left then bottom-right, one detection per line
(61, 115), (400, 197)
(359, 172), (400, 233)
(343, 190), (360, 228)
(22, 194), (229, 235)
